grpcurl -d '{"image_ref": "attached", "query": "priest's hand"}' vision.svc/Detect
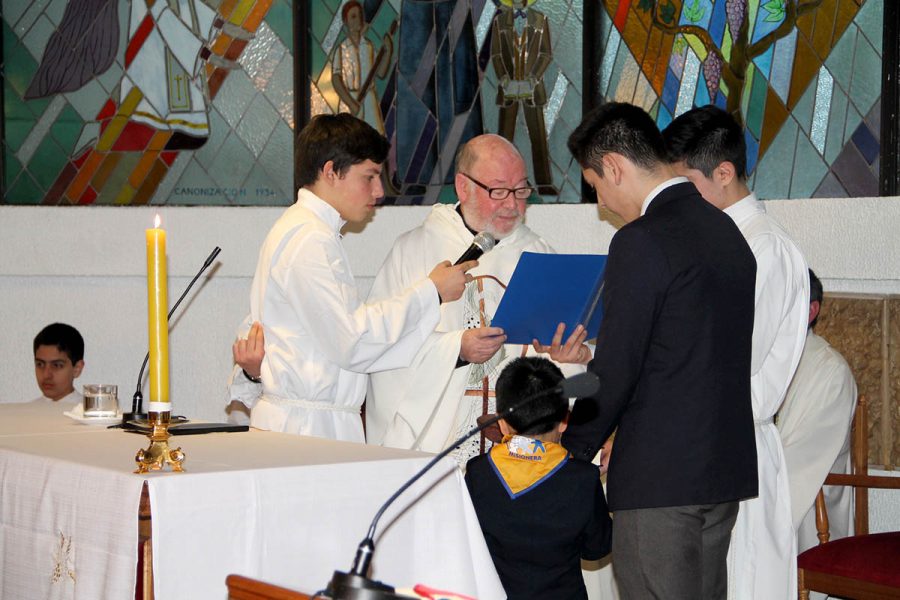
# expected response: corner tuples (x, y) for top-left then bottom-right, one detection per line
(233, 321), (265, 380)
(429, 260), (478, 303)
(532, 322), (590, 364)
(460, 327), (507, 364)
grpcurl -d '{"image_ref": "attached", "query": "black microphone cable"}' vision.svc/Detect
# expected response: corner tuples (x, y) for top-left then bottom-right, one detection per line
(126, 246), (222, 421)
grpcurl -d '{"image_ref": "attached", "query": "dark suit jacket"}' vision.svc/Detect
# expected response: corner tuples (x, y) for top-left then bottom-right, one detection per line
(465, 454), (612, 600)
(563, 181), (758, 511)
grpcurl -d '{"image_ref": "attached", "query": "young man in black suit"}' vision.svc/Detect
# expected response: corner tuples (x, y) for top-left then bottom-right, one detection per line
(543, 102), (759, 598)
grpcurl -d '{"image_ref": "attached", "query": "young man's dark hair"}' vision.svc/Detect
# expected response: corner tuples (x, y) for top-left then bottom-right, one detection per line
(293, 113), (391, 187)
(495, 356), (568, 435)
(662, 104), (747, 179)
(566, 101), (669, 176)
(809, 268), (824, 328)
(34, 322), (84, 363)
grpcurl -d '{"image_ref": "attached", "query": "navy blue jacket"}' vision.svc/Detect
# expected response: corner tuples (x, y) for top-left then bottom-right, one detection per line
(465, 454), (611, 599)
(563, 182), (758, 511)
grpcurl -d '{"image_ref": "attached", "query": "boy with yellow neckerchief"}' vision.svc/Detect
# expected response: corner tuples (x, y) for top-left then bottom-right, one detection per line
(465, 357), (611, 599)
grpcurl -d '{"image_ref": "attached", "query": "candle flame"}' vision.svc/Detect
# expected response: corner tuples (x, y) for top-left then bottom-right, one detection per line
(154, 214), (161, 228)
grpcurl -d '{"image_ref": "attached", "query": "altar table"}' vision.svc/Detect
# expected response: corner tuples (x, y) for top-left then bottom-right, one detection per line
(0, 401), (504, 599)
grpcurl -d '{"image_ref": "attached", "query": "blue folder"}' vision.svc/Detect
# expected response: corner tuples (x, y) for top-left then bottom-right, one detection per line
(491, 252), (608, 345)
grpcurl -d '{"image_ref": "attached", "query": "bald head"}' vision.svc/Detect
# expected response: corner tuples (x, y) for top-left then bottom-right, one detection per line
(455, 135), (529, 238)
(456, 134), (525, 174)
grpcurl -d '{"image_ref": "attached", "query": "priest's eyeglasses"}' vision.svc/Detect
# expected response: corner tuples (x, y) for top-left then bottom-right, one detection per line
(463, 173), (534, 200)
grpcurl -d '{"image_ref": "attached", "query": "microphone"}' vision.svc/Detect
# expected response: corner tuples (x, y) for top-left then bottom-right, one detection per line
(121, 247), (222, 425)
(558, 371), (601, 397)
(326, 371), (600, 598)
(453, 232), (495, 265)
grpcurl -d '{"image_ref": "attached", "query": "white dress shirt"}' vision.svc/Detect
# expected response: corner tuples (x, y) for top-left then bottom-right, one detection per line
(31, 389), (82, 407)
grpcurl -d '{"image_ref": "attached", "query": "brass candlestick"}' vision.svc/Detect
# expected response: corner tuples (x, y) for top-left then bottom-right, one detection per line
(135, 411), (185, 473)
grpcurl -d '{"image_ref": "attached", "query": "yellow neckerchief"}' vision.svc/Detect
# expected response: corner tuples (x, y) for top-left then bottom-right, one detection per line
(488, 434), (569, 498)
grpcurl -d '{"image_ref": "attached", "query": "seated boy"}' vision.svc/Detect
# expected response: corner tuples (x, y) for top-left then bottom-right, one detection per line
(465, 357), (612, 599)
(33, 323), (84, 405)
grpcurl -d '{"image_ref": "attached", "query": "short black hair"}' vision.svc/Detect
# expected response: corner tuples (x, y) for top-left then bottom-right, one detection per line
(809, 268), (823, 328)
(33, 323), (84, 363)
(294, 113), (390, 187)
(495, 357), (568, 435)
(567, 102), (668, 177)
(662, 105), (747, 179)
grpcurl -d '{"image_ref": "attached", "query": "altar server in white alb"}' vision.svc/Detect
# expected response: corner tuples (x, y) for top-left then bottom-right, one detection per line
(778, 268), (857, 553)
(366, 134), (585, 461)
(664, 105), (809, 600)
(230, 114), (474, 442)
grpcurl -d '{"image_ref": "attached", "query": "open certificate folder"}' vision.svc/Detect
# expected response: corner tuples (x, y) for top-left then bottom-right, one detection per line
(491, 252), (608, 345)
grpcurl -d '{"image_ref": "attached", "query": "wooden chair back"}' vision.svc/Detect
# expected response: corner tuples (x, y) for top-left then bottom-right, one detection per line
(226, 574), (314, 600)
(798, 395), (900, 600)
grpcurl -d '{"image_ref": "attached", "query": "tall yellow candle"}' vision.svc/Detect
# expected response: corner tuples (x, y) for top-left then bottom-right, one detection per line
(146, 214), (169, 408)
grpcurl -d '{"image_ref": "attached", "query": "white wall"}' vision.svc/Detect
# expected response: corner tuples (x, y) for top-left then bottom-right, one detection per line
(2, 197), (900, 422)
(870, 469), (900, 533)
(3, 198), (898, 528)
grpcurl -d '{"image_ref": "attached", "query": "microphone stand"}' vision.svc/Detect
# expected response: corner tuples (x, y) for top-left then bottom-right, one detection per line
(120, 247), (221, 427)
(325, 372), (599, 599)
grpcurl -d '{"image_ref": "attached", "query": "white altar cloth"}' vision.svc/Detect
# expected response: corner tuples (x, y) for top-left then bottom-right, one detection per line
(0, 402), (504, 599)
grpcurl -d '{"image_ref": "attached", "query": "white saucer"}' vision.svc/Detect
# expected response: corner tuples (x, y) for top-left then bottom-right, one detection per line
(63, 410), (123, 425)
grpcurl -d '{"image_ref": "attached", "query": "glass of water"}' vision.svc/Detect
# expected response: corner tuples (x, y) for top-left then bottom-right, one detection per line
(83, 384), (118, 417)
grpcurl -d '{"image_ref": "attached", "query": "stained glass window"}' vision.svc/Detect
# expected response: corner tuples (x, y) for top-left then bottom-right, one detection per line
(304, 0), (588, 204)
(597, 0), (884, 199)
(2, 0), (891, 205)
(2, 0), (295, 205)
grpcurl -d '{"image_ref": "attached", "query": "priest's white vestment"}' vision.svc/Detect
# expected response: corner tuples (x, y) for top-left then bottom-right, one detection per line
(777, 329), (857, 552)
(366, 204), (558, 457)
(725, 194), (809, 600)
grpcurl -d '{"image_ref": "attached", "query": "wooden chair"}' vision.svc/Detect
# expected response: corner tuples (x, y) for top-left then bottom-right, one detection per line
(797, 396), (900, 599)
(226, 574), (314, 600)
